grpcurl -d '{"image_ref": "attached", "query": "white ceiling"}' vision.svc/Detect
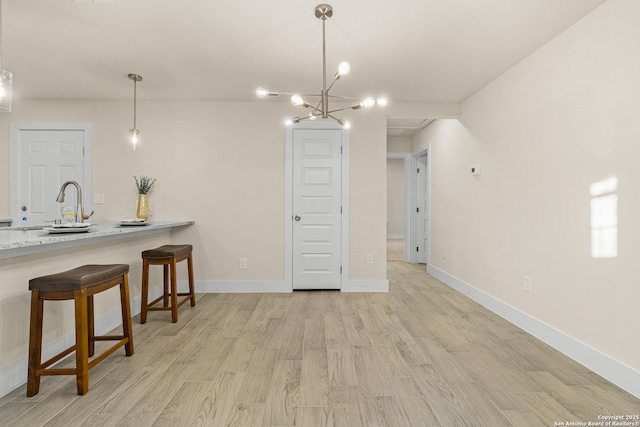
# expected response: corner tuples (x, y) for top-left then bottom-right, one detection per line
(3, 0), (605, 104)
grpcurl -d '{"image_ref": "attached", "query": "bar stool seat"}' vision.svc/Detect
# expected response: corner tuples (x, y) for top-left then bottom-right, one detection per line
(27, 264), (134, 396)
(140, 244), (195, 323)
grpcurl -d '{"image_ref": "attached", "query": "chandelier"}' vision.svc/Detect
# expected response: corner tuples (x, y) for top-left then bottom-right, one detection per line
(256, 4), (387, 129)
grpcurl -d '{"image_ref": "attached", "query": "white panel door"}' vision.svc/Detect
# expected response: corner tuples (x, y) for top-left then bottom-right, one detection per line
(416, 153), (428, 264)
(18, 130), (85, 225)
(293, 129), (342, 290)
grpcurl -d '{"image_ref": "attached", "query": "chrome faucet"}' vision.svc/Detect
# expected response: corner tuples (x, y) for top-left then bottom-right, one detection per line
(56, 181), (94, 223)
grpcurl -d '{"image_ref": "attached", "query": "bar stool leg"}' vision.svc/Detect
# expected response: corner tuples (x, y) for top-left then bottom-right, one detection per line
(27, 291), (43, 397)
(87, 295), (95, 357)
(74, 289), (89, 395)
(170, 259), (178, 323)
(188, 252), (196, 307)
(140, 259), (150, 324)
(120, 274), (134, 356)
(163, 264), (169, 307)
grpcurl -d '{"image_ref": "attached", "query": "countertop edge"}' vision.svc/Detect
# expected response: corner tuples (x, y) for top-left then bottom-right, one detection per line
(0, 221), (195, 260)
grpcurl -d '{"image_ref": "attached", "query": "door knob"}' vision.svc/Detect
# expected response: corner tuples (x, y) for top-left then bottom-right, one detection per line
(294, 215), (301, 221)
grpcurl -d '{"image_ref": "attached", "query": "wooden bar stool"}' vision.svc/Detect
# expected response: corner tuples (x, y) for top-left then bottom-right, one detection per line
(140, 244), (195, 323)
(27, 264), (134, 396)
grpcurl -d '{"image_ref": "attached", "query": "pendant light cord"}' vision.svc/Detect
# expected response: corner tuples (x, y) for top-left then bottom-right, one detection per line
(132, 79), (137, 129)
(0, 0), (4, 72)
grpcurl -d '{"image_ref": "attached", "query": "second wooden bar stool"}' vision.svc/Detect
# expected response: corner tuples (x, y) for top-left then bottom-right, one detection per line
(140, 244), (195, 323)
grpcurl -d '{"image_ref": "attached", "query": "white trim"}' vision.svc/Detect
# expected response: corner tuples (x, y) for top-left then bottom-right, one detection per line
(427, 264), (640, 399)
(0, 287), (158, 398)
(387, 153), (411, 262)
(285, 122), (349, 291)
(387, 234), (404, 239)
(10, 122), (93, 225)
(192, 280), (290, 293)
(342, 279), (389, 293)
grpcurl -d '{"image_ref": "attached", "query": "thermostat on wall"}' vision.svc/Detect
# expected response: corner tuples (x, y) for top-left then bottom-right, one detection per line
(471, 165), (481, 176)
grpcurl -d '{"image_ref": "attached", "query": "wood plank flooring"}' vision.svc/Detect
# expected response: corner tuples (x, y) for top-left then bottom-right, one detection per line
(387, 239), (404, 262)
(1, 262), (638, 426)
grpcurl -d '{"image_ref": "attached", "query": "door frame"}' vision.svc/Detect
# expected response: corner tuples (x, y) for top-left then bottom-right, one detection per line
(410, 146), (430, 264)
(10, 122), (93, 224)
(285, 121), (349, 291)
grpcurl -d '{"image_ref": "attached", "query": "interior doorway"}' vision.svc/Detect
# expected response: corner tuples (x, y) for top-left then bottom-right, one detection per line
(387, 157), (405, 262)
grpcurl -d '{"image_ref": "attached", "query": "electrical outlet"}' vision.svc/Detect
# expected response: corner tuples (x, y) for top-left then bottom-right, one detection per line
(524, 276), (532, 293)
(93, 193), (105, 204)
(366, 253), (374, 264)
(239, 258), (247, 270)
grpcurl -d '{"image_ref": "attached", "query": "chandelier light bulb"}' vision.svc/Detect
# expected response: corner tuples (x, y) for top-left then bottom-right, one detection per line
(362, 97), (375, 108)
(285, 117), (301, 126)
(337, 119), (351, 129)
(0, 84), (5, 100)
(291, 94), (305, 106)
(308, 112), (317, 120)
(256, 87), (269, 98)
(338, 61), (351, 76)
(376, 97), (388, 106)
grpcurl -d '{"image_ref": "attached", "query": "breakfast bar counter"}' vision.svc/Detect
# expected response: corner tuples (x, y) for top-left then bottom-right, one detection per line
(0, 221), (194, 260)
(0, 220), (195, 396)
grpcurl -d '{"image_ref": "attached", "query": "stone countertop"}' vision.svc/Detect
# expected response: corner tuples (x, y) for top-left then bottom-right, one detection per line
(0, 221), (194, 259)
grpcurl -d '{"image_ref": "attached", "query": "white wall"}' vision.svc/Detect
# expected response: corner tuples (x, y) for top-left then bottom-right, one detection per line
(0, 101), (389, 283)
(387, 136), (412, 153)
(414, 0), (640, 391)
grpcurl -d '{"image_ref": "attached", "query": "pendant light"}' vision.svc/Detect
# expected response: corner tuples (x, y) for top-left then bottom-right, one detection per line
(128, 73), (142, 150)
(0, 0), (12, 113)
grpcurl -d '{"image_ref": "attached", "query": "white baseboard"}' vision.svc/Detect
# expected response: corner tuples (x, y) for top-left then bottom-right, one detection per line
(342, 279), (389, 292)
(193, 279), (389, 293)
(194, 280), (291, 293)
(427, 264), (640, 399)
(387, 234), (404, 239)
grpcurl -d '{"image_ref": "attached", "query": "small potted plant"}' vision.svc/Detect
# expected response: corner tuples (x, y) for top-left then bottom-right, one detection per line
(134, 175), (156, 220)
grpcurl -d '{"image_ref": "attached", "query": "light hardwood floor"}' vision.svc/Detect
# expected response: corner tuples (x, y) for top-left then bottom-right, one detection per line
(1, 262), (638, 426)
(387, 239), (404, 262)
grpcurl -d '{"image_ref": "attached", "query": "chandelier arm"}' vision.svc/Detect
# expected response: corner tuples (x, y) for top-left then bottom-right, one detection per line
(325, 76), (340, 94)
(298, 103), (323, 115)
(278, 92), (323, 97)
(327, 95), (365, 101)
(326, 106), (357, 114)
